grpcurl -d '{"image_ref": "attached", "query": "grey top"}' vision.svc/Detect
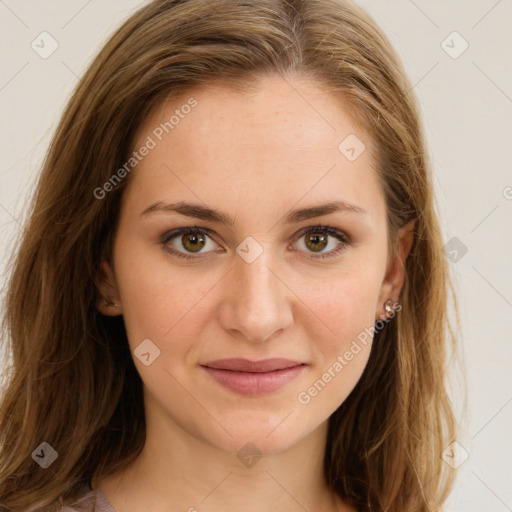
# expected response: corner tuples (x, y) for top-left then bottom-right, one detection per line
(59, 482), (115, 512)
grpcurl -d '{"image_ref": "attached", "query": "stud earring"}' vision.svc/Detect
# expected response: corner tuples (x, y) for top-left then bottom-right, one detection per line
(384, 299), (394, 316)
(103, 297), (118, 308)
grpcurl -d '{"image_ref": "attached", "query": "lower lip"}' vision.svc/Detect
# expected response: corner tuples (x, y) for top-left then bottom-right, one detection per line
(201, 365), (306, 395)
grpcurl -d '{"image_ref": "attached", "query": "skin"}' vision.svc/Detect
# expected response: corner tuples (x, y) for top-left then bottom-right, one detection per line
(94, 73), (414, 512)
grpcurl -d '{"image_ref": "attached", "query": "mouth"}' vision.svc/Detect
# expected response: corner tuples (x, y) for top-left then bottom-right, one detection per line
(200, 358), (307, 395)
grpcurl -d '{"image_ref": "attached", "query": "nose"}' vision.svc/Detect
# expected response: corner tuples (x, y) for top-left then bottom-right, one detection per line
(216, 247), (294, 344)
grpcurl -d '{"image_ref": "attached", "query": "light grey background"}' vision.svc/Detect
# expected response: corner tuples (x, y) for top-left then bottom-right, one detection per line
(1, 1), (511, 510)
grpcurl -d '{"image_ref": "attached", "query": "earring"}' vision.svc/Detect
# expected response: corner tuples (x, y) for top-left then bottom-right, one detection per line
(384, 299), (394, 317)
(103, 297), (118, 307)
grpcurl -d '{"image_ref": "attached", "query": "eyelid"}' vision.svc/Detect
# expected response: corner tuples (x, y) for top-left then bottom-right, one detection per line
(160, 225), (217, 246)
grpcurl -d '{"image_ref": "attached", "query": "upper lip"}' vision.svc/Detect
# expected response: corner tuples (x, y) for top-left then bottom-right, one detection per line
(202, 358), (305, 373)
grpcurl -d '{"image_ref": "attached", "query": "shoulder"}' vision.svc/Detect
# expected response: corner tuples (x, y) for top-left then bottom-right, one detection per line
(57, 483), (115, 512)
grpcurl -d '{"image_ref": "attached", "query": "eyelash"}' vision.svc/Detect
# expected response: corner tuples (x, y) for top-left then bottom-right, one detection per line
(160, 224), (351, 261)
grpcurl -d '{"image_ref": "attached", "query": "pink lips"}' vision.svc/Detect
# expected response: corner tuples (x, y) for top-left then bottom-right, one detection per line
(201, 358), (306, 395)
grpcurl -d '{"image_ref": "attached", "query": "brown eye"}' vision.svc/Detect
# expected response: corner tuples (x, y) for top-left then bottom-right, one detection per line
(293, 225), (351, 259)
(161, 227), (219, 259)
(304, 231), (328, 252)
(181, 232), (206, 253)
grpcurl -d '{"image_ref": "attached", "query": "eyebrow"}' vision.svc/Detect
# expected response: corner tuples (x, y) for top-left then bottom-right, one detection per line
(139, 200), (367, 227)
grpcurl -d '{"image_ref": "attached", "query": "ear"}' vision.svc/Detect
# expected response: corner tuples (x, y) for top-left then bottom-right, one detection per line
(376, 219), (415, 320)
(95, 260), (123, 316)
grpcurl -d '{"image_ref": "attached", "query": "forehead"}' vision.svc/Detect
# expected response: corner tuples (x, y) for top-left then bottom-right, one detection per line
(138, 74), (366, 151)
(124, 73), (384, 224)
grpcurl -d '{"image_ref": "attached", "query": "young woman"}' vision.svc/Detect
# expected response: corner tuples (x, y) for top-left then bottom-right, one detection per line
(0, 0), (460, 510)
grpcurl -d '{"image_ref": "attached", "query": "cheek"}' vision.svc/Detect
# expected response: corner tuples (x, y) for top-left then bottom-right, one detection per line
(113, 238), (223, 375)
(118, 265), (212, 343)
(294, 260), (383, 345)
(293, 291), (376, 417)
(291, 262), (382, 404)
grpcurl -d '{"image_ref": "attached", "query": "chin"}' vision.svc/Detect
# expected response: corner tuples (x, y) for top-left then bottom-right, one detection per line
(201, 410), (318, 457)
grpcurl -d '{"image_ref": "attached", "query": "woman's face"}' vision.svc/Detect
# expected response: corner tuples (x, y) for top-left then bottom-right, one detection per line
(99, 73), (411, 455)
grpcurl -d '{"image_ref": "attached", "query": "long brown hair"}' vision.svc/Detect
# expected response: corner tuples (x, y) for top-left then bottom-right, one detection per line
(0, 0), (460, 510)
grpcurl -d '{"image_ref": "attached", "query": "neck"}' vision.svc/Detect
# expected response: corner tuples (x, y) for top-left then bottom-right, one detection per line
(92, 402), (352, 511)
